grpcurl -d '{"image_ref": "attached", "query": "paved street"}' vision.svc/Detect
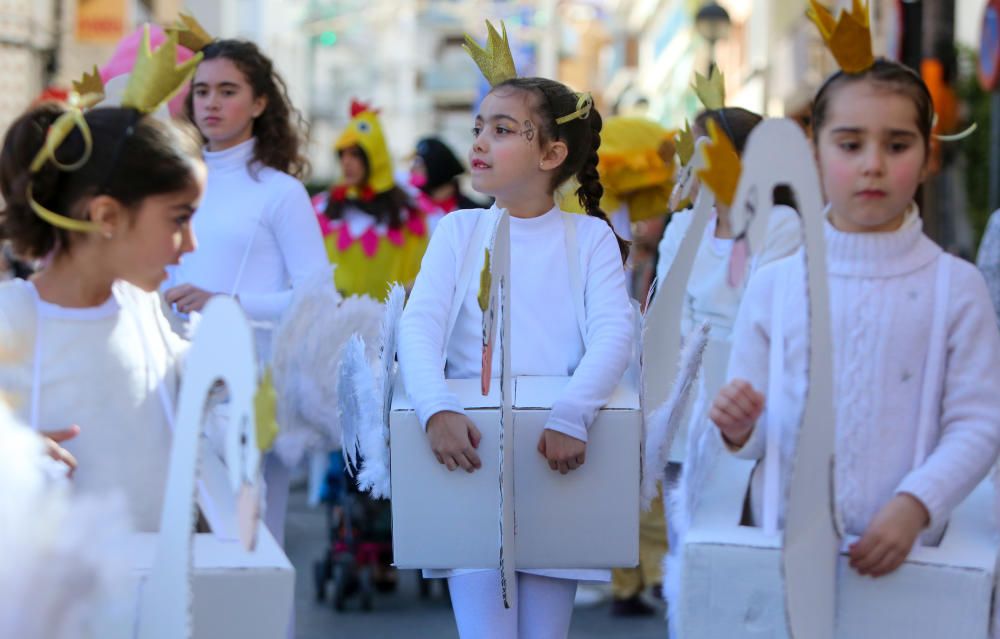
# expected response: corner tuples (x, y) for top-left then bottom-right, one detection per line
(285, 485), (668, 638)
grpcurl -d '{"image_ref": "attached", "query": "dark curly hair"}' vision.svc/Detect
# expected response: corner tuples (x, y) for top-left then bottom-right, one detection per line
(0, 103), (201, 258)
(186, 39), (310, 179)
(324, 145), (416, 229)
(491, 77), (629, 262)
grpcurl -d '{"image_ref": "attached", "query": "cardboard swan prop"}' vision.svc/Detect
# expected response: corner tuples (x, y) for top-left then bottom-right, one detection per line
(675, 118), (1000, 639)
(640, 137), (713, 510)
(135, 297), (264, 639)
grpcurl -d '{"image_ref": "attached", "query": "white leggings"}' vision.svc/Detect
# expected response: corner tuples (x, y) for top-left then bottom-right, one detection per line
(448, 571), (578, 639)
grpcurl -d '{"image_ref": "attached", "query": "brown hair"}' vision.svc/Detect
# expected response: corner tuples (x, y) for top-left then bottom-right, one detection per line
(490, 77), (630, 262)
(187, 39), (310, 179)
(694, 107), (763, 155)
(811, 58), (933, 151)
(324, 145), (415, 229)
(0, 103), (201, 259)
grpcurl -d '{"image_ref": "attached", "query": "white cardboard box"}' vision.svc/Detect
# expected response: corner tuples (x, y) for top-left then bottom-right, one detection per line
(389, 376), (640, 570)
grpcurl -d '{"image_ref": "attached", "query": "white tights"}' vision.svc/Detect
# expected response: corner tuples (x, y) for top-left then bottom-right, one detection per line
(448, 571), (578, 639)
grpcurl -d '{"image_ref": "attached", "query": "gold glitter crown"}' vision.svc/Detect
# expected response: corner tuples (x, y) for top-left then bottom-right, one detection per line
(692, 67), (725, 111)
(121, 25), (203, 114)
(166, 11), (214, 52)
(463, 20), (518, 86)
(807, 0), (874, 74)
(675, 120), (695, 167)
(696, 119), (742, 207)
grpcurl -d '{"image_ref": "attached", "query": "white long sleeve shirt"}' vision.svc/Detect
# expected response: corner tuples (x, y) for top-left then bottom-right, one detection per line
(727, 208), (1000, 539)
(169, 138), (326, 327)
(399, 205), (634, 443)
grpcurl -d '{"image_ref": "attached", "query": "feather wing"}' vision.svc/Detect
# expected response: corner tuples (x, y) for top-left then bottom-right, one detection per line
(641, 321), (710, 509)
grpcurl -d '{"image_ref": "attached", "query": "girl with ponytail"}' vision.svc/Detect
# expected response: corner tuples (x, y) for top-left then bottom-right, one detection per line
(0, 100), (204, 532)
(398, 48), (635, 637)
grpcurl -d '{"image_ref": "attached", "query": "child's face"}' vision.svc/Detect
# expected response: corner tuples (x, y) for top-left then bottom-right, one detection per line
(191, 58), (267, 152)
(109, 169), (204, 292)
(815, 81), (928, 233)
(468, 89), (552, 204)
(338, 146), (367, 187)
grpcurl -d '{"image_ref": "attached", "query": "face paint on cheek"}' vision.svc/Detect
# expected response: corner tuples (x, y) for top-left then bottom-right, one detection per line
(522, 120), (535, 144)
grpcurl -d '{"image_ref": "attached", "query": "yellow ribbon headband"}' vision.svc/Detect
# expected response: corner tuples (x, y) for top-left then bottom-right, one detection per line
(555, 92), (594, 125)
(27, 92), (104, 234)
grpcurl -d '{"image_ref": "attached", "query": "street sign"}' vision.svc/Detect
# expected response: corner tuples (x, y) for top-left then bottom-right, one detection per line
(979, 0), (1000, 91)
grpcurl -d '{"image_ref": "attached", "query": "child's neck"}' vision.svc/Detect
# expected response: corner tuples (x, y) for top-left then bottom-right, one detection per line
(495, 192), (556, 219)
(32, 249), (116, 308)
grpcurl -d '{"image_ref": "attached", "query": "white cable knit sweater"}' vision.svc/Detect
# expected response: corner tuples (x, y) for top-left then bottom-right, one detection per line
(727, 207), (1000, 539)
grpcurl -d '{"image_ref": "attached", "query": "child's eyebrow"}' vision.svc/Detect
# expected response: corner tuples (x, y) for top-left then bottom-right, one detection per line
(474, 114), (520, 125)
(829, 126), (864, 135)
(192, 81), (241, 90)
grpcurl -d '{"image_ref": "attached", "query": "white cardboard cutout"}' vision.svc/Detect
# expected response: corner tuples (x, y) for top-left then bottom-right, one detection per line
(136, 296), (264, 639)
(388, 210), (639, 597)
(641, 138), (714, 467)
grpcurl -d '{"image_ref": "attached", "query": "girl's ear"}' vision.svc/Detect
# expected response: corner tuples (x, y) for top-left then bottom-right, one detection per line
(252, 94), (268, 119)
(539, 139), (569, 172)
(87, 195), (128, 239)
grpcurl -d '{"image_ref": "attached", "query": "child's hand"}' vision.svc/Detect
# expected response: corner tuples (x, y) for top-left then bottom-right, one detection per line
(709, 379), (764, 448)
(164, 284), (218, 314)
(537, 429), (586, 475)
(426, 411), (482, 473)
(40, 425), (80, 477)
(849, 493), (929, 577)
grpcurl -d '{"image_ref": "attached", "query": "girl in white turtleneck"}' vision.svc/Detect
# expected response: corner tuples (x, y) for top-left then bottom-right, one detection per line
(711, 60), (1000, 580)
(165, 40), (326, 547)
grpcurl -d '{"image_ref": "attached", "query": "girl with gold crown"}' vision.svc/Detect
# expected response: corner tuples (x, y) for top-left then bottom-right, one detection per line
(0, 28), (205, 533)
(314, 100), (428, 299)
(165, 38), (328, 548)
(397, 20), (634, 638)
(711, 0), (1000, 580)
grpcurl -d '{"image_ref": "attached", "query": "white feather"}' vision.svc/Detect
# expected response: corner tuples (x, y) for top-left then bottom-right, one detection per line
(270, 267), (383, 467)
(641, 321), (710, 510)
(0, 403), (132, 639)
(337, 334), (378, 478)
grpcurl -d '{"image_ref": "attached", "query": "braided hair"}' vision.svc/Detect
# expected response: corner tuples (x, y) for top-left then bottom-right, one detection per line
(491, 77), (629, 262)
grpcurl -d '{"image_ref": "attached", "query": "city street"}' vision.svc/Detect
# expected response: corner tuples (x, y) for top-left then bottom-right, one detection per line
(285, 486), (669, 638)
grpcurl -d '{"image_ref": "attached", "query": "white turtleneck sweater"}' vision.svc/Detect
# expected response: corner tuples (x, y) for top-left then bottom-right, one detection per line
(398, 206), (634, 443)
(168, 139), (326, 354)
(727, 207), (1000, 539)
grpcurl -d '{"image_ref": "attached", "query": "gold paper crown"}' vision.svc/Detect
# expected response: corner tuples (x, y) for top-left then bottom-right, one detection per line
(72, 66), (105, 102)
(166, 11), (214, 53)
(121, 25), (203, 114)
(692, 67), (725, 111)
(463, 20), (518, 86)
(675, 120), (695, 167)
(807, 0), (874, 74)
(696, 119), (742, 207)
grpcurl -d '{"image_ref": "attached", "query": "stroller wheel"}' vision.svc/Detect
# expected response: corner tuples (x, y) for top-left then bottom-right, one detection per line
(418, 573), (431, 599)
(333, 563), (349, 612)
(359, 566), (374, 611)
(312, 560), (328, 602)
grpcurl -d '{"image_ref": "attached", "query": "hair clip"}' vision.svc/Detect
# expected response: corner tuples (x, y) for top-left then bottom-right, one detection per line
(556, 92), (593, 125)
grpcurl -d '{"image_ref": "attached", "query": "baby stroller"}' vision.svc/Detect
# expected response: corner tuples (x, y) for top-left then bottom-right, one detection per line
(313, 452), (394, 611)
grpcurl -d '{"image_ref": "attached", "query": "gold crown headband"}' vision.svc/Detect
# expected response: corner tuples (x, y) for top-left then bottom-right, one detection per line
(28, 22), (205, 234)
(464, 20), (593, 127)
